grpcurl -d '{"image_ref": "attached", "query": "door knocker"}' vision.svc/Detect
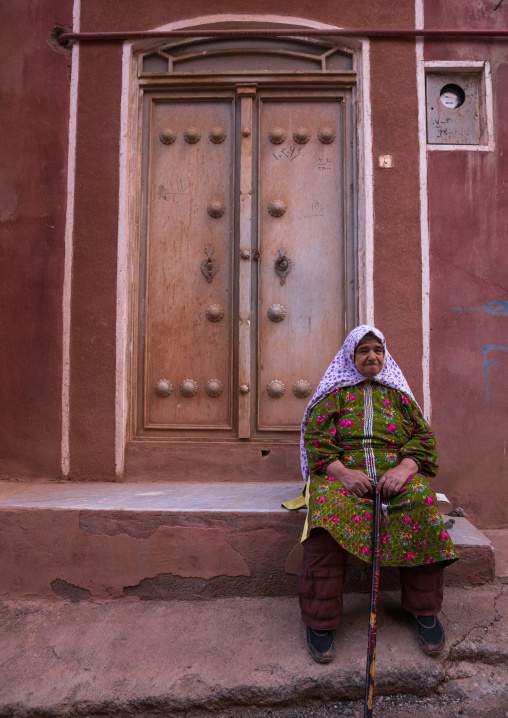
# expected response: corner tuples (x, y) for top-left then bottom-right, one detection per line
(201, 245), (219, 283)
(274, 248), (292, 285)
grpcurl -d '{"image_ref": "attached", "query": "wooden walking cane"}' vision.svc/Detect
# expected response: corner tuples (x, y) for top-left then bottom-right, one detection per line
(363, 478), (382, 718)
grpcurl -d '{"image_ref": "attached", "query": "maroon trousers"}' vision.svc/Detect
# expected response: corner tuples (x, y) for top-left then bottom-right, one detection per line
(299, 528), (444, 630)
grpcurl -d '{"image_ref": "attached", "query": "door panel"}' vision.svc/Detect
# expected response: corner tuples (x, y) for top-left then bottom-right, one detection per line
(257, 100), (345, 431)
(144, 99), (235, 429)
(137, 89), (354, 442)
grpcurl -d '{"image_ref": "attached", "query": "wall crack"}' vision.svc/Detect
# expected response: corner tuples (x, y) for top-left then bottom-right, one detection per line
(432, 251), (508, 295)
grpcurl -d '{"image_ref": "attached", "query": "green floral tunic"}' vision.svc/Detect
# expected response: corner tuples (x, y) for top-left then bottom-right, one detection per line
(303, 382), (457, 567)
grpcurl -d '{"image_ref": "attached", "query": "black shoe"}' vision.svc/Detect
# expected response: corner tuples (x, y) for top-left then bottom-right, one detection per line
(416, 615), (445, 655)
(306, 626), (335, 663)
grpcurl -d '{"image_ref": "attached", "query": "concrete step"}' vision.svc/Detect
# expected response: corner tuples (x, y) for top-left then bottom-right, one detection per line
(483, 528), (508, 584)
(0, 481), (494, 601)
(0, 585), (507, 717)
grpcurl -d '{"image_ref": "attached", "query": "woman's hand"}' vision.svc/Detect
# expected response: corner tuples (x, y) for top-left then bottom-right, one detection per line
(376, 458), (418, 498)
(326, 460), (373, 497)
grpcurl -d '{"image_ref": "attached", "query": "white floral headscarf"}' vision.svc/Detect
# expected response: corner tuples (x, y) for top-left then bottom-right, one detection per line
(300, 325), (418, 481)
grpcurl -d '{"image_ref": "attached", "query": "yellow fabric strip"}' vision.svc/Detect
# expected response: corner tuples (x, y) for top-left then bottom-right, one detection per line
(300, 481), (311, 543)
(281, 486), (310, 543)
(281, 495), (306, 511)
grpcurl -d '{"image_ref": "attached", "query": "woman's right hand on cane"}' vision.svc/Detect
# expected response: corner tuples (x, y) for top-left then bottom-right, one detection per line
(326, 460), (373, 497)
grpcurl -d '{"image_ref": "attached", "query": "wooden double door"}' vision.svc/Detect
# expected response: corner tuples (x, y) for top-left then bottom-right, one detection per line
(137, 84), (356, 442)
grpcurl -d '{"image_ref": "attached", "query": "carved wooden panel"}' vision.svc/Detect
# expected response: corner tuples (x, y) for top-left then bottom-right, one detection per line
(143, 99), (235, 429)
(257, 99), (345, 431)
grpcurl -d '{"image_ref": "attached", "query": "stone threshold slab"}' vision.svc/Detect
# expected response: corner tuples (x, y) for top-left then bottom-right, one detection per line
(0, 481), (491, 549)
(0, 482), (494, 599)
(0, 481), (303, 512)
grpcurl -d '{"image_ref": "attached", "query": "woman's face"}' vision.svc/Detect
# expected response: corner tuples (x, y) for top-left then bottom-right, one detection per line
(354, 337), (385, 378)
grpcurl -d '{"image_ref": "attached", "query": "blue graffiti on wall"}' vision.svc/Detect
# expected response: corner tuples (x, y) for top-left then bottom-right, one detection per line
(451, 300), (508, 400)
(483, 345), (508, 401)
(452, 300), (508, 316)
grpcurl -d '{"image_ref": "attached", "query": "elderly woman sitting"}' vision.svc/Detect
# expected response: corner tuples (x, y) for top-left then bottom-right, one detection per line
(298, 325), (457, 663)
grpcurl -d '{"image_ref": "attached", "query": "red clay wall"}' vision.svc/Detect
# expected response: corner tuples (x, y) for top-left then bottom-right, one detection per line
(0, 0), (72, 478)
(425, 1), (508, 526)
(68, 41), (122, 480)
(370, 38), (423, 402)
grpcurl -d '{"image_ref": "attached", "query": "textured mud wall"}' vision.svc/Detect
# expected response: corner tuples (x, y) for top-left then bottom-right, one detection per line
(68, 41), (122, 480)
(370, 37), (423, 402)
(425, 1), (508, 526)
(0, 1), (72, 478)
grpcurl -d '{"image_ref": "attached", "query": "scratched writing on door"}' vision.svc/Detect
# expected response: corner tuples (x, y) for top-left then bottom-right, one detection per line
(297, 202), (325, 220)
(317, 157), (332, 171)
(158, 179), (190, 199)
(272, 145), (303, 161)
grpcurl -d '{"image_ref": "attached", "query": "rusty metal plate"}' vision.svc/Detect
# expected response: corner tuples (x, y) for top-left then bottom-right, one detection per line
(426, 72), (482, 145)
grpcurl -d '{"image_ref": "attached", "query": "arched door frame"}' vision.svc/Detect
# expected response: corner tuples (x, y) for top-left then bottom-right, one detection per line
(116, 15), (374, 478)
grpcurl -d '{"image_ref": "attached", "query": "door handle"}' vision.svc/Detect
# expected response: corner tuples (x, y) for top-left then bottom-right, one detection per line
(240, 249), (260, 261)
(274, 248), (292, 285)
(200, 245), (219, 283)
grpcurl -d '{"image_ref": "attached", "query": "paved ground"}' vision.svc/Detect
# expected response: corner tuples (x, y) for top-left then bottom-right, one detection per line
(1, 583), (507, 718)
(484, 528), (508, 584)
(201, 688), (508, 718)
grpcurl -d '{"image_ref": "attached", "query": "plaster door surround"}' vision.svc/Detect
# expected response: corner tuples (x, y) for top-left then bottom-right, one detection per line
(129, 36), (359, 459)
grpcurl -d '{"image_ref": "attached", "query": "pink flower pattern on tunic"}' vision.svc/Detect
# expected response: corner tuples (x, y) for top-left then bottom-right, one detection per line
(300, 325), (419, 481)
(302, 341), (458, 567)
